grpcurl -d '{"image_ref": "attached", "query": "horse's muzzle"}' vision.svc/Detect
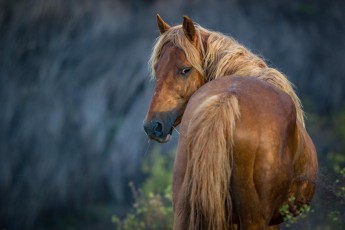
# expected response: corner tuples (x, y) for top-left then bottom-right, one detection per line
(143, 119), (173, 143)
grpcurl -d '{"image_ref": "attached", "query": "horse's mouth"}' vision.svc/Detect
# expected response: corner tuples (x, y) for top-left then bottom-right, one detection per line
(152, 134), (171, 143)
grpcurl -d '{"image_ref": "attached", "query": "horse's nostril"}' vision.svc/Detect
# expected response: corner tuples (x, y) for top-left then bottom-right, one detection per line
(152, 121), (163, 137)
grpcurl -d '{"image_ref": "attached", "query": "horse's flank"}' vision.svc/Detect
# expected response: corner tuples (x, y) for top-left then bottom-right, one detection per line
(149, 24), (305, 126)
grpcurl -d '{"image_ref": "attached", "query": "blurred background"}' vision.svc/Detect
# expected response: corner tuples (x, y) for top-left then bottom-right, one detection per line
(0, 0), (344, 229)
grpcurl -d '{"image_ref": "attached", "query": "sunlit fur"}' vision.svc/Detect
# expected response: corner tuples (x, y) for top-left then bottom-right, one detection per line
(172, 76), (317, 230)
(149, 25), (305, 126)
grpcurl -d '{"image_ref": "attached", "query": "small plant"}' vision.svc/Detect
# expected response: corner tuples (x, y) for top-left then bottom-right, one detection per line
(112, 183), (173, 230)
(112, 147), (174, 230)
(279, 196), (312, 227)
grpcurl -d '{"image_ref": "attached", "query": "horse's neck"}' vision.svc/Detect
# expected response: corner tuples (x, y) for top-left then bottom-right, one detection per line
(204, 51), (266, 81)
(202, 33), (266, 81)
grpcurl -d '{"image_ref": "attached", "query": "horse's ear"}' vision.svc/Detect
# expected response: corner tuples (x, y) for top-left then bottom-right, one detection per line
(183, 16), (196, 43)
(157, 14), (170, 34)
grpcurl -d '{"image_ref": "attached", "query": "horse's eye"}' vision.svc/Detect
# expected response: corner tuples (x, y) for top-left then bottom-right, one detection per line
(180, 67), (192, 76)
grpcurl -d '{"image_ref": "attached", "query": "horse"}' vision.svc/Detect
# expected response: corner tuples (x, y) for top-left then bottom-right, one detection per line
(143, 15), (318, 230)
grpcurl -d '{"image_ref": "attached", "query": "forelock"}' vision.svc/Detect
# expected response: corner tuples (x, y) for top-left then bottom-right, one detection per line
(149, 25), (205, 80)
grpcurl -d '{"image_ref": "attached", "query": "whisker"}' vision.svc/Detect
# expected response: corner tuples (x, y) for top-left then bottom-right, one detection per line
(144, 137), (151, 156)
(143, 134), (149, 144)
(173, 126), (185, 137)
(173, 127), (180, 135)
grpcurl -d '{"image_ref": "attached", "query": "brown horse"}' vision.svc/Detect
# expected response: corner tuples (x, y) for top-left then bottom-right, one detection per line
(143, 15), (318, 230)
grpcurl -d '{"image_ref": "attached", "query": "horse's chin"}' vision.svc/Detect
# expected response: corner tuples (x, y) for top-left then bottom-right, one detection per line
(152, 134), (171, 143)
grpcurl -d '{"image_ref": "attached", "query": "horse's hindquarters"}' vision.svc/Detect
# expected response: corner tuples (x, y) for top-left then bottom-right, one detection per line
(173, 76), (317, 229)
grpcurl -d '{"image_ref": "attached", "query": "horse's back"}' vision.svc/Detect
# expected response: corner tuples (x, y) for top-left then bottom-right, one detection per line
(184, 75), (296, 136)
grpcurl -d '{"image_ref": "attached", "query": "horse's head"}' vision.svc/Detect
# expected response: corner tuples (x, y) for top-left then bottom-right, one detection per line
(143, 15), (205, 143)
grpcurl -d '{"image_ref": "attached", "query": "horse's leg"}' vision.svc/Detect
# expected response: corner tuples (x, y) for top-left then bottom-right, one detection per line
(232, 144), (291, 230)
(173, 183), (190, 229)
(232, 223), (279, 230)
(231, 174), (270, 229)
(232, 224), (239, 230)
(172, 134), (190, 230)
(173, 208), (189, 230)
(233, 162), (290, 230)
(231, 152), (272, 229)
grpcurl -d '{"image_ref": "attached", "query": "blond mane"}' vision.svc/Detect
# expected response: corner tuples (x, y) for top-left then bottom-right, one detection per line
(150, 24), (305, 126)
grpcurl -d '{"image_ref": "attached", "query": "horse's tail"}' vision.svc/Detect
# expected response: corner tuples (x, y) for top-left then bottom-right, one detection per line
(185, 92), (240, 230)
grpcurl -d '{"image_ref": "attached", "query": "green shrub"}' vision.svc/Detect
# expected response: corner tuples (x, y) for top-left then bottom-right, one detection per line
(279, 196), (313, 227)
(112, 147), (174, 230)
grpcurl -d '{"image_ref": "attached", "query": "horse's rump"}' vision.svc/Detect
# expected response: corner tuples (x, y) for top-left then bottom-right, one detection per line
(176, 76), (305, 229)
